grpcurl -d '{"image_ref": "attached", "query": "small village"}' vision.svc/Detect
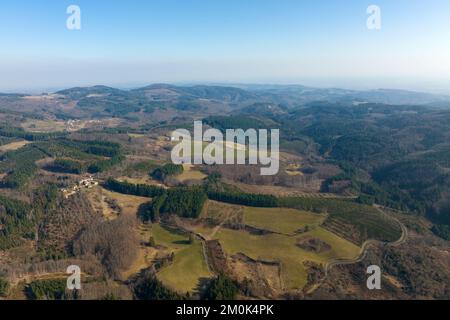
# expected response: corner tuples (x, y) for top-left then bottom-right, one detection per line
(61, 176), (99, 199)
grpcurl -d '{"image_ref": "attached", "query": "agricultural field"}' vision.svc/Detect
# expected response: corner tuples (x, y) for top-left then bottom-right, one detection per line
(121, 224), (157, 280)
(0, 140), (30, 153)
(176, 164), (207, 182)
(86, 186), (150, 219)
(202, 201), (326, 234)
(201, 200), (244, 226)
(20, 118), (121, 133)
(232, 182), (328, 197)
(195, 223), (360, 290)
(117, 176), (164, 187)
(128, 133), (147, 138)
(21, 119), (66, 132)
(285, 164), (303, 176)
(242, 207), (326, 235)
(169, 135), (265, 165)
(197, 202), (360, 290)
(280, 197), (403, 245)
(151, 224), (212, 293)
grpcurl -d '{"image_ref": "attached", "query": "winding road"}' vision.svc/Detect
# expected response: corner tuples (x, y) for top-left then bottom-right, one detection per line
(324, 206), (408, 277)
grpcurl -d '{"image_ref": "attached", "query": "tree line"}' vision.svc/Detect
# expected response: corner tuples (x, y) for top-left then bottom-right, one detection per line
(151, 163), (184, 181)
(104, 178), (166, 198)
(0, 126), (66, 141)
(206, 190), (279, 207)
(104, 179), (207, 221)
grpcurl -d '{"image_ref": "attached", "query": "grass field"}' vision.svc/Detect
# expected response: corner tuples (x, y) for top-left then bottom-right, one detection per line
(128, 133), (147, 138)
(196, 202), (360, 290)
(152, 224), (212, 293)
(202, 202), (326, 235)
(195, 224), (359, 289)
(285, 164), (304, 176)
(117, 176), (165, 187)
(280, 197), (403, 244)
(177, 164), (207, 182)
(152, 223), (187, 246)
(21, 119), (66, 132)
(202, 200), (244, 226)
(243, 207), (326, 234)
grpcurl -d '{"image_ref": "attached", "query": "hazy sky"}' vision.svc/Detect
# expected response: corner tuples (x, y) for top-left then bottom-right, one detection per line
(1, 0), (450, 93)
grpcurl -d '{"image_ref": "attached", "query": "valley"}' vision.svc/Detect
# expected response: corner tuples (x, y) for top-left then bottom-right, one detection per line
(0, 84), (449, 300)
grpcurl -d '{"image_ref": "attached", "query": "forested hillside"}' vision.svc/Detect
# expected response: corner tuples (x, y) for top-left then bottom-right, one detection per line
(203, 102), (450, 240)
(0, 84), (449, 300)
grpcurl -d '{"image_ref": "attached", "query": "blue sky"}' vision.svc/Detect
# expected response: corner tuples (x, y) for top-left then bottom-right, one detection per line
(1, 0), (450, 92)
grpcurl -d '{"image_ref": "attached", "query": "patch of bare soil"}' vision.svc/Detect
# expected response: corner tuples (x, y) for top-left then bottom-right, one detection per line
(205, 240), (229, 275)
(229, 253), (283, 298)
(297, 236), (332, 253)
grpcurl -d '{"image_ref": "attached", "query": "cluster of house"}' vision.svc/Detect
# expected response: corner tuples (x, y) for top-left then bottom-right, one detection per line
(61, 176), (99, 199)
(66, 119), (101, 131)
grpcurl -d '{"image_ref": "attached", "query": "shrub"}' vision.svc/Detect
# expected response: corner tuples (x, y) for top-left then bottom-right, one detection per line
(0, 277), (9, 297)
(27, 279), (67, 300)
(204, 274), (238, 300)
(151, 164), (184, 181)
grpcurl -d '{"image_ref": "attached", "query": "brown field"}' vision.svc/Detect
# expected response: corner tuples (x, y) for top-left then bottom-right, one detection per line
(121, 224), (158, 279)
(20, 118), (122, 133)
(232, 181), (341, 198)
(86, 186), (150, 220)
(21, 119), (66, 132)
(0, 140), (30, 152)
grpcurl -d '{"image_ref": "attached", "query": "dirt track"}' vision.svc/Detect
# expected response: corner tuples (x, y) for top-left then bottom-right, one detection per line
(324, 206), (408, 277)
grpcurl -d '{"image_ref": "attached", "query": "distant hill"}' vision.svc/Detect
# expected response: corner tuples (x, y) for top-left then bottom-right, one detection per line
(1, 83), (446, 111)
(347, 88), (450, 106)
(240, 84), (450, 107)
(56, 85), (124, 99)
(132, 84), (259, 103)
(1, 84), (449, 122)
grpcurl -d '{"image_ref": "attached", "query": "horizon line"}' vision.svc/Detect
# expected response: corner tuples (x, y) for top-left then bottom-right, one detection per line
(2, 81), (450, 97)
